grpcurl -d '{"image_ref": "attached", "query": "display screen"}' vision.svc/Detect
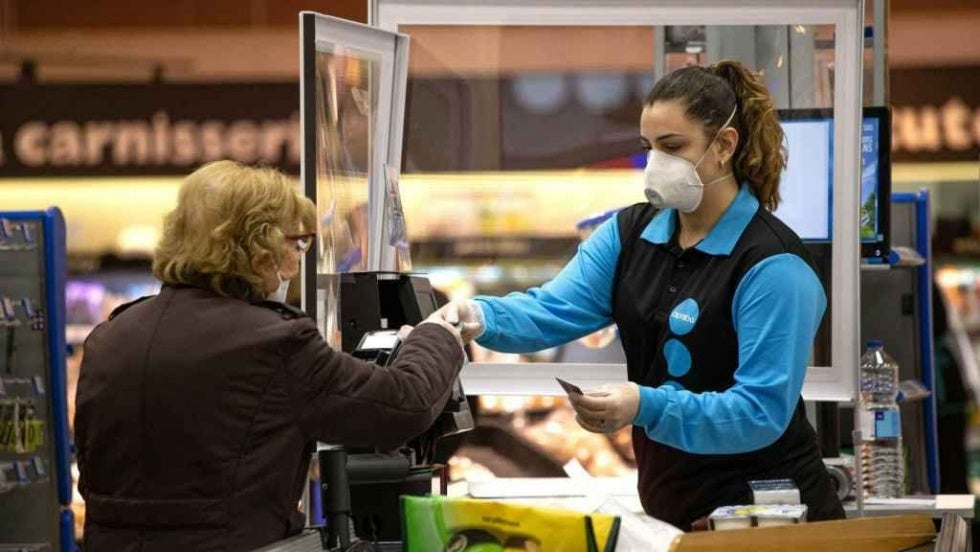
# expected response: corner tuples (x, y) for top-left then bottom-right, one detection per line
(359, 330), (400, 350)
(860, 117), (882, 242)
(774, 113), (884, 244)
(773, 119), (833, 241)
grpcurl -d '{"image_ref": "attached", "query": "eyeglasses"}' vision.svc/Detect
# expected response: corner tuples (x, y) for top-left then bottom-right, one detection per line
(285, 233), (316, 253)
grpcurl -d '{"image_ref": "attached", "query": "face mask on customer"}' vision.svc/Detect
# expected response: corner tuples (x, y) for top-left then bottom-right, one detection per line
(267, 272), (290, 303)
(643, 105), (737, 213)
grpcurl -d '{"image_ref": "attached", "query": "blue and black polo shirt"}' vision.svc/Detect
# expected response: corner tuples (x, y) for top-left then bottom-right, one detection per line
(474, 183), (844, 529)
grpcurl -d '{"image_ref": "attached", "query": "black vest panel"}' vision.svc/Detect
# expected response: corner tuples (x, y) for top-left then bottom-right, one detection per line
(611, 203), (844, 529)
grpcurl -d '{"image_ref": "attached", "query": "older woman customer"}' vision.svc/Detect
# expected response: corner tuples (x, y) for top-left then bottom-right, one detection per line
(74, 161), (464, 551)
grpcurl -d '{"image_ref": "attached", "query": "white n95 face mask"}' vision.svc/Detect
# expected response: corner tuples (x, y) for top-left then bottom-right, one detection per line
(267, 272), (290, 303)
(643, 106), (737, 213)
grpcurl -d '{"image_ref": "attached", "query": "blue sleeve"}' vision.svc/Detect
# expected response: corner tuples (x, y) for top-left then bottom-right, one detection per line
(632, 253), (825, 454)
(474, 217), (620, 353)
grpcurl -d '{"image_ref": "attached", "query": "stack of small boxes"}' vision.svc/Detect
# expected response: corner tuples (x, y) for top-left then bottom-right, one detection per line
(708, 479), (808, 530)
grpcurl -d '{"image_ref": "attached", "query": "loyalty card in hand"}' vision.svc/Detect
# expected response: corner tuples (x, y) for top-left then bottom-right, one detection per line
(556, 377), (584, 396)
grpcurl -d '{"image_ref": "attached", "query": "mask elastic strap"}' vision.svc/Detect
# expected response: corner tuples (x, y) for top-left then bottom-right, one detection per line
(703, 173), (734, 187)
(694, 104), (738, 169)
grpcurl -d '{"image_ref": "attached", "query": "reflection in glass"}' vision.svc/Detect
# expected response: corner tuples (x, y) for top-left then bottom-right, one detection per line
(511, 74), (569, 115)
(390, 19), (852, 482)
(313, 46), (380, 347)
(314, 46), (380, 274)
(385, 165), (413, 272)
(574, 73), (630, 111)
(397, 23), (837, 360)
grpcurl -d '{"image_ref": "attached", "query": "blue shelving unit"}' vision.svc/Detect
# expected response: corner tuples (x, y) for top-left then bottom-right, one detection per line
(891, 191), (940, 493)
(0, 208), (75, 551)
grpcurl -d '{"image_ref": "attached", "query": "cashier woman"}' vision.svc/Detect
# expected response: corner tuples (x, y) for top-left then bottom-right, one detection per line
(437, 60), (846, 530)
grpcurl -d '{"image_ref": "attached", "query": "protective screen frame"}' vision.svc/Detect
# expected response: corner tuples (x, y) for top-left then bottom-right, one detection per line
(370, 0), (865, 402)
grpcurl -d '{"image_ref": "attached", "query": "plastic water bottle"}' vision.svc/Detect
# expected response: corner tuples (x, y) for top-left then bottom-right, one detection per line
(858, 340), (904, 498)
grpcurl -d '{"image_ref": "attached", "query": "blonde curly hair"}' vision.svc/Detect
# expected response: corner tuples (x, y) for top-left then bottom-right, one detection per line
(153, 160), (316, 301)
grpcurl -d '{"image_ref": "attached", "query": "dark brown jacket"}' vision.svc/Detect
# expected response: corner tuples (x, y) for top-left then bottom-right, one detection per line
(75, 284), (463, 551)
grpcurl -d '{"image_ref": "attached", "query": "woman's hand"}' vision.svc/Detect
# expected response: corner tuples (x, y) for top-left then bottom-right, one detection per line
(569, 382), (640, 434)
(415, 313), (464, 348)
(432, 300), (484, 343)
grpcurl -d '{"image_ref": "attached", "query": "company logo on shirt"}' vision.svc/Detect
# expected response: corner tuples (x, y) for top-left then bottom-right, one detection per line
(668, 298), (700, 336)
(672, 312), (696, 324)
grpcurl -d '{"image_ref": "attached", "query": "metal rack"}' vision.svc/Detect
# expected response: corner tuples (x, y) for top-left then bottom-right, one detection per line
(0, 208), (74, 551)
(856, 191), (939, 493)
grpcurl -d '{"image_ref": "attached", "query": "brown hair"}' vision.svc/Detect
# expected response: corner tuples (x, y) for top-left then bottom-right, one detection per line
(152, 160), (316, 301)
(644, 59), (786, 211)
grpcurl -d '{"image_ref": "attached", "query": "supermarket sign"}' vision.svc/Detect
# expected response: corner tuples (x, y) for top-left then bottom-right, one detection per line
(891, 98), (980, 162)
(0, 67), (976, 177)
(0, 83), (300, 177)
(890, 65), (980, 163)
(892, 96), (980, 161)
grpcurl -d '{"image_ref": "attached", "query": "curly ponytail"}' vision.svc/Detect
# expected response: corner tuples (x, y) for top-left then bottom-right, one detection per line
(709, 60), (785, 211)
(644, 59), (786, 211)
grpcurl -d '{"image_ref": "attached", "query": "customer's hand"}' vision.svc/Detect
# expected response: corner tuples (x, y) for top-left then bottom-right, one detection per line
(416, 313), (464, 348)
(569, 382), (640, 434)
(432, 299), (484, 344)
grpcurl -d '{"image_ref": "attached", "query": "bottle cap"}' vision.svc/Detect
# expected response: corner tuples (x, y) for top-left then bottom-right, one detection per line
(867, 339), (884, 349)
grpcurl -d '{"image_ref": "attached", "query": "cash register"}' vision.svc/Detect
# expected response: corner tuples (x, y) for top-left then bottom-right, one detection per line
(316, 272), (473, 551)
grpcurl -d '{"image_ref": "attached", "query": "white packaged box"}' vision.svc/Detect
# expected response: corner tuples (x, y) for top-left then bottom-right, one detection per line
(708, 504), (808, 531)
(748, 478), (801, 505)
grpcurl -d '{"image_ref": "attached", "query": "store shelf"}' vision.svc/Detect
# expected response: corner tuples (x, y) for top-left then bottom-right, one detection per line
(453, 421), (566, 478)
(935, 263), (980, 399)
(66, 325), (95, 345)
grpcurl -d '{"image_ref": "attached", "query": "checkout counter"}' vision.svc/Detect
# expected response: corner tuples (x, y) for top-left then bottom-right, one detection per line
(281, 3), (976, 550)
(267, 222), (975, 551)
